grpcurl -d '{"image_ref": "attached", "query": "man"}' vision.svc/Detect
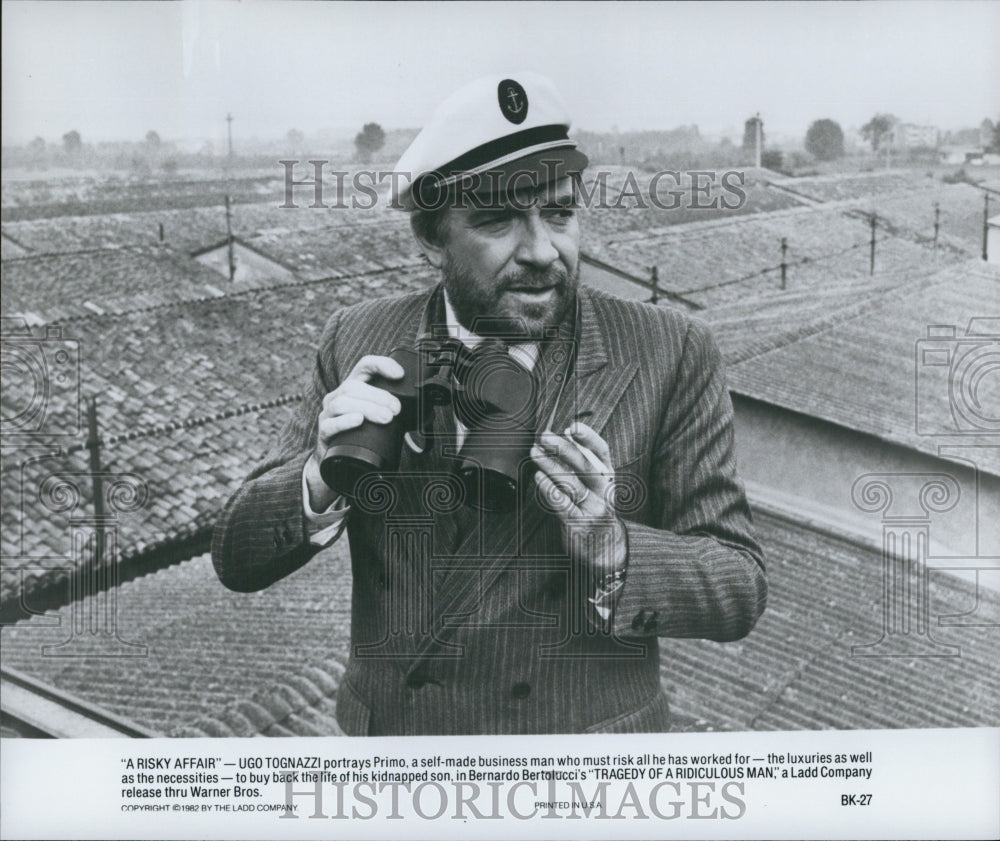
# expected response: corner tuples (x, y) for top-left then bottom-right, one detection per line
(212, 72), (766, 735)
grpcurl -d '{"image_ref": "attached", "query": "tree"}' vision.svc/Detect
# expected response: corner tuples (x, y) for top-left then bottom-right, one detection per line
(761, 148), (784, 171)
(62, 130), (82, 154)
(805, 119), (845, 161)
(354, 122), (386, 163)
(861, 113), (896, 152)
(145, 130), (161, 147)
(286, 128), (305, 150)
(28, 136), (46, 155)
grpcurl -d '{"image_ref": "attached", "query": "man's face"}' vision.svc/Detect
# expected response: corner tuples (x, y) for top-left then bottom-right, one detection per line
(436, 177), (580, 340)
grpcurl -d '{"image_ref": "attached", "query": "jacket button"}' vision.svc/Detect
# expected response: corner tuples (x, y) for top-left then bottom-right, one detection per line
(511, 682), (531, 700)
(406, 673), (427, 690)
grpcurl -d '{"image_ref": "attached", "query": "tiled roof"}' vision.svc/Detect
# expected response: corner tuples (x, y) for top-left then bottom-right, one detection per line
(0, 265), (437, 605)
(1, 245), (240, 322)
(27, 264), (435, 438)
(0, 549), (353, 735)
(1, 232), (30, 259)
(661, 508), (1000, 730)
(713, 259), (1000, 475)
(765, 169), (941, 204)
(2, 170), (991, 621)
(585, 205), (963, 309)
(0, 402), (285, 605)
(0, 196), (405, 258)
(1, 509), (996, 735)
(579, 167), (805, 243)
(849, 181), (988, 252)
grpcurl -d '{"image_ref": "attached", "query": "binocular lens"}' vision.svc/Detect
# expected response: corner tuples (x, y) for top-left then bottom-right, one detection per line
(320, 443), (394, 499)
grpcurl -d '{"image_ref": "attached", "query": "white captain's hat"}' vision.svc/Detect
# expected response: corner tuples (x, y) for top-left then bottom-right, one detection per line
(393, 72), (589, 210)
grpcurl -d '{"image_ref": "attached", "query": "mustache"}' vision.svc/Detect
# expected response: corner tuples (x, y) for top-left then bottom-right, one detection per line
(500, 264), (568, 291)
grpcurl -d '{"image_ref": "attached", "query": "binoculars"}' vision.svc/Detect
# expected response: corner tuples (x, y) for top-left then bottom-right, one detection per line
(319, 339), (539, 511)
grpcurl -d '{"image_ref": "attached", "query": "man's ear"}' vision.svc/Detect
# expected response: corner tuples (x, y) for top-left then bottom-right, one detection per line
(410, 214), (446, 269)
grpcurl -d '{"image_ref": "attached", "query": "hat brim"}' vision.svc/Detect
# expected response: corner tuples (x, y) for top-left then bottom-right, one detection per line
(406, 146), (589, 211)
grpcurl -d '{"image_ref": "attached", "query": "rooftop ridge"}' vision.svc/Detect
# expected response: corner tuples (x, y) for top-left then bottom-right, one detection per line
(28, 261), (429, 327)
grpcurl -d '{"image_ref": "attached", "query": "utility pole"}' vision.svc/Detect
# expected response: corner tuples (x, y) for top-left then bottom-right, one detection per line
(780, 237), (788, 290)
(933, 202), (940, 254)
(869, 213), (877, 276)
(226, 112), (234, 160)
(85, 397), (105, 566)
(983, 192), (990, 262)
(650, 265), (659, 305)
(225, 195), (236, 282)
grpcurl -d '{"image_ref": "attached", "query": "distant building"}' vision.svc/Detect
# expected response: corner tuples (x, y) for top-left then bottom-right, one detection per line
(939, 145), (982, 165)
(892, 123), (939, 150)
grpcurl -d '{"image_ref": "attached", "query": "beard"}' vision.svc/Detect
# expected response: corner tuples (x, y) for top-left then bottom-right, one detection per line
(442, 256), (578, 341)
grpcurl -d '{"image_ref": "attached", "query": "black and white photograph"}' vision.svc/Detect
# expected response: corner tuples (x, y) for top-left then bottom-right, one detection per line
(1, 1), (998, 839)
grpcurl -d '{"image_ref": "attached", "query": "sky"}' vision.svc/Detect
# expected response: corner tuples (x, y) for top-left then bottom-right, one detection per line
(2, 0), (998, 147)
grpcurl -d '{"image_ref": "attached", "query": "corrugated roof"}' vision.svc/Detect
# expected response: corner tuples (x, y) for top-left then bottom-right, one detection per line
(1, 510), (996, 735)
(585, 204), (965, 309)
(714, 259), (1000, 476)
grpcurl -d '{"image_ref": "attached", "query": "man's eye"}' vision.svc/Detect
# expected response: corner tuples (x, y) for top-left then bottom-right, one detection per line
(475, 215), (512, 229)
(544, 207), (576, 221)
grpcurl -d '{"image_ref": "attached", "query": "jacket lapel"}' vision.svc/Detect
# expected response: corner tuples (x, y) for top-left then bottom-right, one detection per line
(412, 289), (640, 662)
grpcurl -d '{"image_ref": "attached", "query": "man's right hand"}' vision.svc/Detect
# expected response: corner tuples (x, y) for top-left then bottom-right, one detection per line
(304, 355), (405, 512)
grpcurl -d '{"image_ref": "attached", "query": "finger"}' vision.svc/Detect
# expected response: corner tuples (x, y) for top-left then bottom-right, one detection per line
(329, 380), (402, 414)
(324, 395), (396, 424)
(318, 412), (365, 443)
(533, 469), (602, 518)
(533, 470), (575, 516)
(531, 446), (603, 514)
(530, 442), (576, 484)
(566, 422), (612, 469)
(538, 432), (608, 491)
(347, 354), (406, 382)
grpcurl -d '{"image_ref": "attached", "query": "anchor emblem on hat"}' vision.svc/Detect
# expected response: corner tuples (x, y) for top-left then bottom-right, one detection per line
(498, 79), (529, 124)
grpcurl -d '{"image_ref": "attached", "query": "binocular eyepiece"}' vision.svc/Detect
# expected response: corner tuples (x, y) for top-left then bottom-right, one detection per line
(319, 340), (539, 511)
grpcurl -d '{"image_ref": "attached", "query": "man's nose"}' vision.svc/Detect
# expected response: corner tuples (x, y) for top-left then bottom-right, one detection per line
(514, 213), (559, 268)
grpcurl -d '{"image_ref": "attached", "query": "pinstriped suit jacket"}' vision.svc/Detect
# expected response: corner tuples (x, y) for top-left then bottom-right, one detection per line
(212, 284), (766, 735)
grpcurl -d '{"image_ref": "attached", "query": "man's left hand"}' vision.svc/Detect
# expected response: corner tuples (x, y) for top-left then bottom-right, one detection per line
(530, 422), (627, 576)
